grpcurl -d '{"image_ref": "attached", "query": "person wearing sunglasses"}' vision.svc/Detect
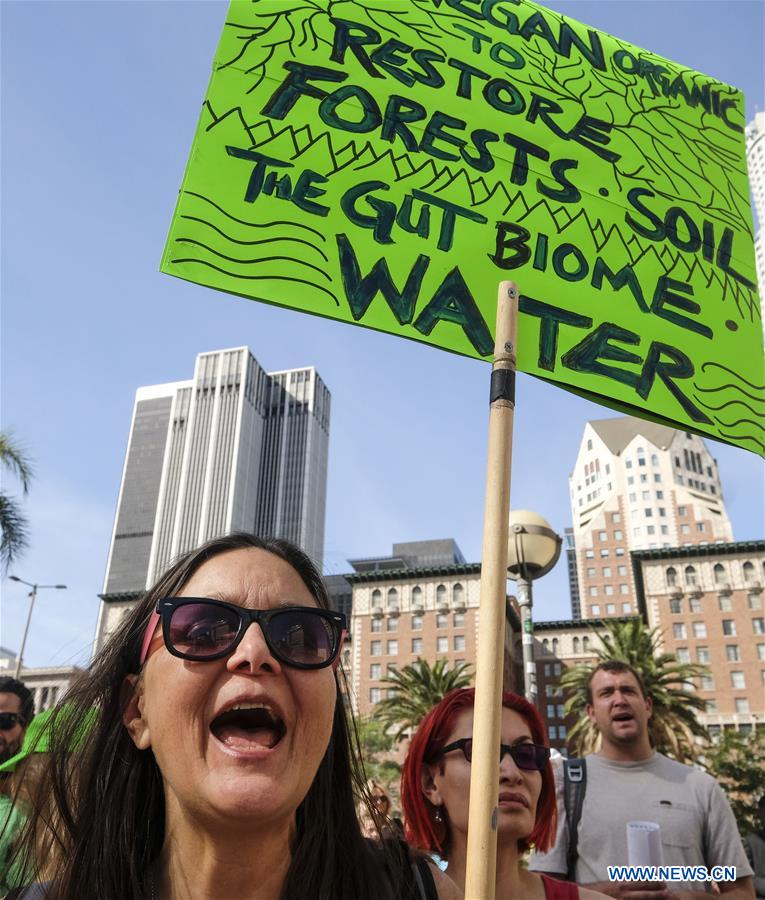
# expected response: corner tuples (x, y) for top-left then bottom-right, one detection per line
(401, 688), (608, 900)
(0, 677), (34, 768)
(7, 534), (459, 900)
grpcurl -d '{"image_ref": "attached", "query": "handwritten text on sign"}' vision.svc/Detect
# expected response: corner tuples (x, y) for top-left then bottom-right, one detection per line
(161, 0), (763, 454)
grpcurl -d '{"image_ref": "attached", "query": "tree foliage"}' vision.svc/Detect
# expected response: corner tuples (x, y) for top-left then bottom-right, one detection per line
(702, 728), (765, 835)
(560, 618), (709, 763)
(0, 431), (33, 572)
(374, 658), (473, 742)
(355, 715), (401, 788)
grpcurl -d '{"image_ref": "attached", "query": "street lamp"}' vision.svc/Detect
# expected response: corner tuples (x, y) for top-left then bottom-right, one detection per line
(506, 510), (561, 706)
(8, 576), (67, 678)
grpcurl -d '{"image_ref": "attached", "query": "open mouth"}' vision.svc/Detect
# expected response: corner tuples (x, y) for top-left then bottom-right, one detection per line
(210, 704), (286, 752)
(612, 713), (634, 724)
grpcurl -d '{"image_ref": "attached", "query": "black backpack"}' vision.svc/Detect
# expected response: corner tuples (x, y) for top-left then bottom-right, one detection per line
(563, 758), (587, 881)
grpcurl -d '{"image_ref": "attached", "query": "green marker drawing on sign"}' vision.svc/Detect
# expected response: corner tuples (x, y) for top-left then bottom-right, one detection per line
(161, 0), (764, 456)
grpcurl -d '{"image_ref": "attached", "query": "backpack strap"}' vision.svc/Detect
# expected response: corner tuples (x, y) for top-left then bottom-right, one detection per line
(563, 758), (587, 882)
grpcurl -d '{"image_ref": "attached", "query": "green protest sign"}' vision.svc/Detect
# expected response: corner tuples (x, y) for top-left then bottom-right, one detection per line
(161, 0), (763, 455)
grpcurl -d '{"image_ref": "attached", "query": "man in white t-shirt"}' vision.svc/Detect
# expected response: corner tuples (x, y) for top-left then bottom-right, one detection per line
(529, 661), (754, 899)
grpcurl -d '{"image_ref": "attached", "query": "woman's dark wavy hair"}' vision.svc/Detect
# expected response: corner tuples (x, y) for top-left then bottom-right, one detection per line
(13, 533), (412, 899)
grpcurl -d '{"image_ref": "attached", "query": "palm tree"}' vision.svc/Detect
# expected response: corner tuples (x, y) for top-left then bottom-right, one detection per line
(560, 618), (709, 764)
(374, 658), (473, 742)
(0, 431), (33, 572)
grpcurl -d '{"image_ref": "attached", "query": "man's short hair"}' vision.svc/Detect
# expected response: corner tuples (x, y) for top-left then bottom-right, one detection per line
(586, 660), (648, 705)
(0, 676), (34, 724)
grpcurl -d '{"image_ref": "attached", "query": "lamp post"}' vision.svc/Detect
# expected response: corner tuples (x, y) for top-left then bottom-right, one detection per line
(8, 576), (67, 678)
(506, 511), (561, 706)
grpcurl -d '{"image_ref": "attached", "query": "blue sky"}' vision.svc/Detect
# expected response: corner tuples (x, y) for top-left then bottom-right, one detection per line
(2, 0), (763, 669)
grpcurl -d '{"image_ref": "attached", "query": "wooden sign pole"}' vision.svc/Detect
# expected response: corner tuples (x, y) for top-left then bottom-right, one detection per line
(464, 281), (518, 900)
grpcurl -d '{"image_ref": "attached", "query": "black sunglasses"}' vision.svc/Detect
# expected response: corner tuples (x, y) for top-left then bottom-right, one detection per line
(437, 738), (550, 771)
(155, 597), (346, 669)
(0, 712), (23, 731)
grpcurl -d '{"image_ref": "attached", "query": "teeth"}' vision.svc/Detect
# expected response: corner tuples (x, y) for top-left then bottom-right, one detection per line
(228, 703), (279, 722)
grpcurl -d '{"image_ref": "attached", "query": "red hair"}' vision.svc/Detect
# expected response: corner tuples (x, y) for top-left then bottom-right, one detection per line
(400, 688), (557, 856)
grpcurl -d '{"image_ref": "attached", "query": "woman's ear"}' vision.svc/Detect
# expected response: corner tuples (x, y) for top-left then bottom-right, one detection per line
(121, 674), (151, 750)
(420, 763), (443, 808)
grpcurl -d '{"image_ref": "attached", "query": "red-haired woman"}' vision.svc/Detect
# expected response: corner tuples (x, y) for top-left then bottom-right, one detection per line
(401, 689), (607, 900)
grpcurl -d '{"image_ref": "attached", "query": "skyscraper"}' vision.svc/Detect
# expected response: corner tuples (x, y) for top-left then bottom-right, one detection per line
(746, 111), (765, 302)
(95, 347), (330, 651)
(569, 416), (733, 620)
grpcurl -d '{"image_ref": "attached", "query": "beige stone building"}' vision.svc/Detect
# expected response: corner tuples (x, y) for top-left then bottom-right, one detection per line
(569, 417), (733, 621)
(342, 540), (521, 718)
(633, 541), (765, 735)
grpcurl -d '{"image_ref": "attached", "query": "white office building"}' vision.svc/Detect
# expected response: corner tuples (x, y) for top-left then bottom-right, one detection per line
(94, 347), (330, 652)
(745, 111), (765, 303)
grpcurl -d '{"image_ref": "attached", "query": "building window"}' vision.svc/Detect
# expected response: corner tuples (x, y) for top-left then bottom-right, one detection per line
(612, 512), (620, 523)
(582, 637), (590, 652)
(719, 595), (732, 612)
(743, 561), (756, 583)
(573, 637), (580, 653)
(604, 585), (614, 596)
(656, 490), (664, 498)
(587, 439), (592, 450)
(552, 638), (559, 655)
(678, 505), (687, 515)
(640, 474), (648, 483)
(585, 550), (594, 559)
(603, 566), (612, 577)
(617, 565), (627, 576)
(756, 643), (765, 661)
(626, 460), (633, 469)
(673, 623), (687, 639)
(453, 612), (465, 627)
(547, 704), (556, 719)
(753, 618), (765, 635)
(722, 620), (736, 636)
(645, 508), (653, 518)
(622, 602), (632, 614)
(619, 584), (629, 595)
(692, 622), (707, 638)
(660, 525), (669, 535)
(685, 566), (698, 586)
(386, 640), (398, 655)
(387, 588), (399, 609)
(598, 531), (607, 541)
(412, 638), (423, 653)
(730, 671), (746, 689)
(548, 725), (558, 740)
(372, 589), (382, 607)
(629, 492), (637, 502)
(370, 641), (381, 656)
(697, 523), (705, 533)
(454, 635), (466, 651)
(614, 530), (623, 540)
(437, 613), (448, 629)
(436, 584), (447, 606)
(749, 593), (763, 610)
(697, 646), (710, 663)
(726, 645), (741, 661)
(591, 605), (600, 616)
(411, 614), (423, 630)
(627, 476), (635, 486)
(542, 638), (550, 655)
(589, 586), (598, 597)
(651, 454), (659, 466)
(689, 597), (702, 613)
(370, 688), (382, 704)
(700, 675), (715, 690)
(670, 598), (682, 614)
(587, 567), (596, 577)
(437, 636), (448, 653)
(412, 586), (423, 606)
(387, 617), (398, 632)
(606, 603), (616, 615)
(706, 700), (717, 713)
(658, 508), (666, 517)
(735, 698), (750, 714)
(370, 664), (381, 680)
(600, 549), (609, 558)
(371, 618), (382, 633)
(453, 583), (464, 606)
(387, 662), (398, 676)
(676, 648), (690, 663)
(666, 567), (677, 587)
(647, 526), (655, 535)
(713, 564), (726, 584)
(616, 548), (625, 556)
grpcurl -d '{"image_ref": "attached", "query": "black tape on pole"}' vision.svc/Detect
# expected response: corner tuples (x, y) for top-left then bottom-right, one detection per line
(490, 369), (515, 405)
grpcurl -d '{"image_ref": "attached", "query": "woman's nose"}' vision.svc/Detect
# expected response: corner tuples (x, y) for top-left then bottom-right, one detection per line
(226, 621), (283, 675)
(499, 750), (524, 783)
